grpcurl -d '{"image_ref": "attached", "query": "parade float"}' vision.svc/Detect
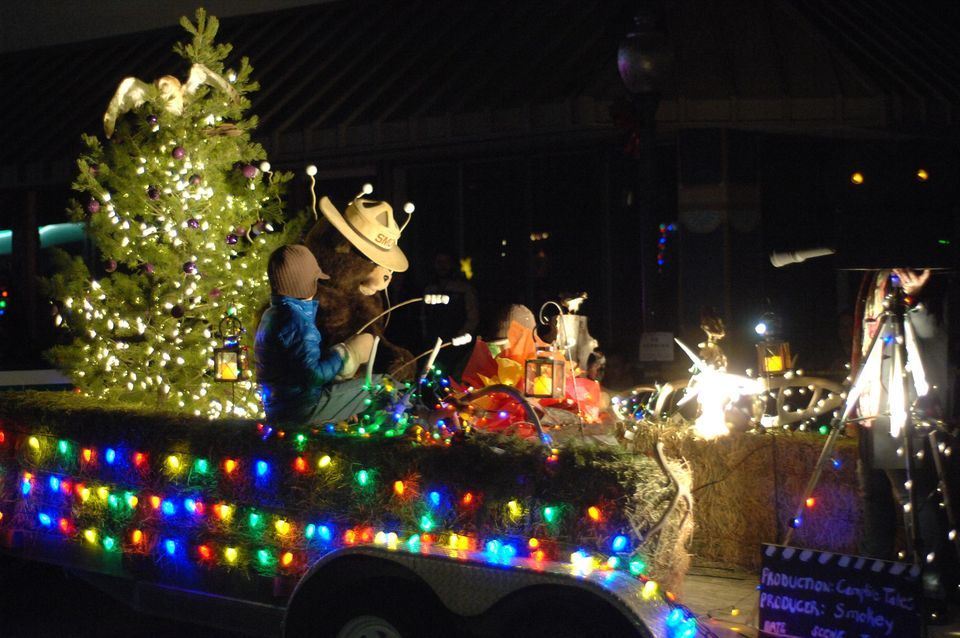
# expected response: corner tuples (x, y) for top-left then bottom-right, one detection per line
(0, 12), (702, 638)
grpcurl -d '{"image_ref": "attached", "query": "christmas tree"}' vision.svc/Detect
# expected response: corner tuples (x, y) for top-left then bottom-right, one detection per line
(44, 9), (302, 419)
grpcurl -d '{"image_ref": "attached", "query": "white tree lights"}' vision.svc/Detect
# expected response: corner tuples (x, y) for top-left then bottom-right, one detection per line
(45, 10), (300, 418)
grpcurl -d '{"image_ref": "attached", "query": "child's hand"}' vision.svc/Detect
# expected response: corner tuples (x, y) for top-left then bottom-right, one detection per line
(345, 333), (375, 363)
(333, 333), (375, 380)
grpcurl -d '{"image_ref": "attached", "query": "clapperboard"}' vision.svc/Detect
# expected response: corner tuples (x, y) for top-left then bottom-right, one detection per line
(758, 544), (921, 638)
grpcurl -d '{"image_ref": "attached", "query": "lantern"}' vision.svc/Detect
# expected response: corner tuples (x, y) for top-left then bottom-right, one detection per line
(756, 341), (792, 376)
(214, 316), (245, 382)
(524, 357), (564, 399)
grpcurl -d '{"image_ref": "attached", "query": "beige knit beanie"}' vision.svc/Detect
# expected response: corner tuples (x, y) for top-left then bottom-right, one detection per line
(268, 244), (329, 299)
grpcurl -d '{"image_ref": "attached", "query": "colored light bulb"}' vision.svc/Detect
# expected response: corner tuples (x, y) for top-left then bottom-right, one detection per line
(305, 524), (316, 540)
(225, 547), (238, 563)
(317, 455), (332, 468)
(543, 506), (557, 523)
(587, 506), (601, 521)
(194, 458), (209, 474)
(419, 515), (434, 531)
(294, 457), (307, 473)
(84, 529), (98, 545)
(224, 459), (237, 474)
(131, 529), (143, 544)
(356, 470), (370, 486)
(166, 455), (180, 470)
(29, 436), (40, 450)
(461, 492), (474, 506)
(198, 545), (212, 560)
(612, 535), (629, 552)
(429, 491), (441, 507)
(249, 512), (261, 528)
(281, 552), (293, 567)
(256, 460), (269, 477)
(393, 481), (405, 496)
(133, 452), (146, 467)
(105, 448), (116, 464)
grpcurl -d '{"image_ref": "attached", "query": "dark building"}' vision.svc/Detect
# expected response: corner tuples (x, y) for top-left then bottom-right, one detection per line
(2, 0), (958, 381)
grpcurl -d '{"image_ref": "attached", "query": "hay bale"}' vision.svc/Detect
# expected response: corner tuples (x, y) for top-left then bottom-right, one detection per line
(635, 427), (860, 571)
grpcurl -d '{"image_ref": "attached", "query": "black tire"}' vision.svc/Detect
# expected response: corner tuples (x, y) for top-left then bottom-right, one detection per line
(495, 587), (644, 638)
(313, 582), (452, 638)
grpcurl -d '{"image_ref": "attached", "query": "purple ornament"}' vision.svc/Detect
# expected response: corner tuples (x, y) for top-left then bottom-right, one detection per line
(209, 288), (222, 299)
(172, 146), (186, 160)
(104, 259), (117, 273)
(171, 305), (184, 319)
(226, 234), (239, 245)
(183, 261), (197, 275)
(143, 263), (154, 275)
(241, 164), (258, 179)
(147, 186), (160, 200)
(187, 218), (200, 229)
(147, 114), (158, 125)
(86, 199), (101, 214)
(189, 174), (201, 186)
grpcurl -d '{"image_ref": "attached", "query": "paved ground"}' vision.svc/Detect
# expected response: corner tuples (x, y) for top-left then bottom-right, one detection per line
(0, 555), (245, 638)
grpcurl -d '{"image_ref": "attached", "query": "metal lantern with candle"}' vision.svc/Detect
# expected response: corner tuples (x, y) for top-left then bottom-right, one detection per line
(754, 312), (791, 376)
(524, 355), (564, 399)
(214, 315), (245, 382)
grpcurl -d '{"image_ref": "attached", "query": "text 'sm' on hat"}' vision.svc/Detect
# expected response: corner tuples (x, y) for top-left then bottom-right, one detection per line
(319, 196), (410, 272)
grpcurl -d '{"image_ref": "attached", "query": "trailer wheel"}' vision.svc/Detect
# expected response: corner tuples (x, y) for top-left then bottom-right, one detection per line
(334, 613), (403, 638)
(313, 581), (450, 638)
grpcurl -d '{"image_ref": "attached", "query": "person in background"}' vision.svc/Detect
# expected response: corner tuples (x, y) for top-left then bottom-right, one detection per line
(255, 245), (376, 426)
(853, 268), (954, 622)
(421, 250), (479, 374)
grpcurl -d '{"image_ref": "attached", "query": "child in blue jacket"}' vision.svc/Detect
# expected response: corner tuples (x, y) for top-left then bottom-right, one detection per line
(255, 245), (375, 425)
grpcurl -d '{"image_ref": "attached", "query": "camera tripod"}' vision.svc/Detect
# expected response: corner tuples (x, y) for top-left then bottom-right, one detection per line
(783, 275), (958, 570)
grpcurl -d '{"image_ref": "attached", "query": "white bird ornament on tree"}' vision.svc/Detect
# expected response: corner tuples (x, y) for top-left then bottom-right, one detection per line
(102, 63), (239, 138)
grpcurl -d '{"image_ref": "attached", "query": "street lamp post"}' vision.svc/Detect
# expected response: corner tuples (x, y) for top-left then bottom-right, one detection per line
(617, 4), (672, 335)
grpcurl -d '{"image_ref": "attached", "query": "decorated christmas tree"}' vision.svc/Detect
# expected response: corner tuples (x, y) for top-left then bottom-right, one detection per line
(44, 10), (302, 419)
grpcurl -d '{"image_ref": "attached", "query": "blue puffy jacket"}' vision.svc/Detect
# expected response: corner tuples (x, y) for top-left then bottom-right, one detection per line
(255, 295), (344, 423)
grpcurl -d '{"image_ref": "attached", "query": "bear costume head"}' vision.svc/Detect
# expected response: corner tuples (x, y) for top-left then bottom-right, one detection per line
(303, 190), (415, 376)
